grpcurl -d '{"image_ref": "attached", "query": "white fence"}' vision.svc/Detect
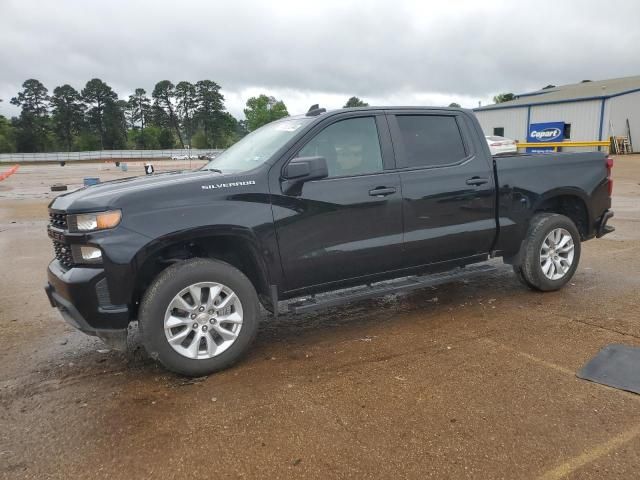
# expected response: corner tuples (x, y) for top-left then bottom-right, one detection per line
(0, 149), (223, 163)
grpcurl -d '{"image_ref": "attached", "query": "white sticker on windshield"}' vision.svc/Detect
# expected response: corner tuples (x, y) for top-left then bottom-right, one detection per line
(275, 122), (303, 132)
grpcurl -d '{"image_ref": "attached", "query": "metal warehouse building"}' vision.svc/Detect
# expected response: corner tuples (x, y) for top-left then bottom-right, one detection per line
(474, 75), (640, 152)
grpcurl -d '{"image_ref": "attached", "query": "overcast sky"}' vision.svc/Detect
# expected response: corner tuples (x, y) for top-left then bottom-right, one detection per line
(1, 0), (639, 119)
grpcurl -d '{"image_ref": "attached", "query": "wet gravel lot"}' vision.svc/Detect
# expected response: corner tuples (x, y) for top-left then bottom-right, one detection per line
(1, 157), (639, 479)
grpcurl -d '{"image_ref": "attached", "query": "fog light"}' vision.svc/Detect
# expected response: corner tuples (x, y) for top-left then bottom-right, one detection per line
(79, 246), (102, 261)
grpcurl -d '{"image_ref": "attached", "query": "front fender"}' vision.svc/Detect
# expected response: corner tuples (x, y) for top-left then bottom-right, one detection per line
(132, 224), (269, 278)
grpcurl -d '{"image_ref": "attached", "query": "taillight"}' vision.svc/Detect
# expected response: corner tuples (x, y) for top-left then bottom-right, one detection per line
(606, 156), (613, 196)
(490, 142), (502, 147)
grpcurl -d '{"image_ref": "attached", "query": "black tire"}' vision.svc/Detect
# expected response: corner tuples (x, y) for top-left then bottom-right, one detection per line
(515, 213), (581, 292)
(512, 264), (535, 289)
(139, 258), (260, 376)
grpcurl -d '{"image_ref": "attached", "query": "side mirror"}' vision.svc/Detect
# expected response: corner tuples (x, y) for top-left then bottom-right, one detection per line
(282, 156), (328, 194)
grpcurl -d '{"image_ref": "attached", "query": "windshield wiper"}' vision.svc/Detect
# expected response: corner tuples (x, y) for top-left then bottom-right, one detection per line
(204, 167), (223, 173)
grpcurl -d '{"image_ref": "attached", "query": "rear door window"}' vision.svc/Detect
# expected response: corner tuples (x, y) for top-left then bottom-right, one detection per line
(393, 115), (467, 168)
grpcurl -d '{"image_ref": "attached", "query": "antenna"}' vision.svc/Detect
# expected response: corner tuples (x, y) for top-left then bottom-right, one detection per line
(306, 104), (326, 116)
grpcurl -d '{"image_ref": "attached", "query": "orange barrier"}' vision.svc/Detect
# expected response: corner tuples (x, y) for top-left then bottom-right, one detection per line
(0, 164), (19, 181)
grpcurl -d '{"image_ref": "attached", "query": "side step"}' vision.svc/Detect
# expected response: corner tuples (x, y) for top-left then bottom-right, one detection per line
(285, 264), (496, 314)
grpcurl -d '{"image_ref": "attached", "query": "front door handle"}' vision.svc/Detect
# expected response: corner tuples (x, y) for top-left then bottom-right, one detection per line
(368, 187), (397, 197)
(466, 177), (489, 186)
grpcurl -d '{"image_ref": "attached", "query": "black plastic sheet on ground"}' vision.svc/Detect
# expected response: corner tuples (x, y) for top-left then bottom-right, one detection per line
(577, 344), (640, 395)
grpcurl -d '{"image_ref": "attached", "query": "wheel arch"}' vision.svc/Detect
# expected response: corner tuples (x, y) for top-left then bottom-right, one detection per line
(503, 189), (590, 266)
(532, 189), (592, 239)
(131, 227), (272, 316)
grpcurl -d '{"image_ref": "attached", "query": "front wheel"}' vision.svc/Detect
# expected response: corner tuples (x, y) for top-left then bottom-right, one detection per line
(514, 213), (581, 291)
(139, 258), (260, 376)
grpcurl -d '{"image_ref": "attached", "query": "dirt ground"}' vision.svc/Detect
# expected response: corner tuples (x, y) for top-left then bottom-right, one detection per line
(1, 157), (639, 479)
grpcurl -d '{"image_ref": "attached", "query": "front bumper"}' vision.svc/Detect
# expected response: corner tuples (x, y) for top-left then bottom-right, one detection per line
(45, 260), (130, 336)
(596, 210), (615, 238)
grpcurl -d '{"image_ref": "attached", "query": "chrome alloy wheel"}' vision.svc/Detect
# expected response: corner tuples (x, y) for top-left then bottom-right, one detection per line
(540, 228), (575, 280)
(164, 282), (243, 360)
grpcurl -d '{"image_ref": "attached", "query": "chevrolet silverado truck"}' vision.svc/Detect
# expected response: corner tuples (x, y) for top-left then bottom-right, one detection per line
(45, 106), (615, 376)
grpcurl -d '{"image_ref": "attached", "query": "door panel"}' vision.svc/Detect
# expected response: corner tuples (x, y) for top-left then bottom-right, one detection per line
(387, 112), (497, 267)
(272, 172), (403, 291)
(399, 161), (496, 266)
(271, 114), (403, 292)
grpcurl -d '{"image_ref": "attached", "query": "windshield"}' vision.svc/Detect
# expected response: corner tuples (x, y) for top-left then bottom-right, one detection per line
(203, 118), (311, 173)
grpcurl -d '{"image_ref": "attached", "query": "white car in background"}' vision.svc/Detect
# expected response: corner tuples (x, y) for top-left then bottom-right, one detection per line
(485, 135), (517, 155)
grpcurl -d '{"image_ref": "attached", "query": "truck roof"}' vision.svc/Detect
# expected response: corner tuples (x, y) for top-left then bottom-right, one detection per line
(287, 105), (467, 121)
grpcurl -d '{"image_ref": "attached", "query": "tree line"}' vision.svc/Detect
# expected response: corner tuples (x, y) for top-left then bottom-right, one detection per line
(0, 83), (574, 153)
(0, 82), (379, 154)
(0, 79), (298, 153)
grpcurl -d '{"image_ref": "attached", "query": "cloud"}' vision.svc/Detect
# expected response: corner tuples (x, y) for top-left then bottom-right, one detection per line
(1, 0), (639, 118)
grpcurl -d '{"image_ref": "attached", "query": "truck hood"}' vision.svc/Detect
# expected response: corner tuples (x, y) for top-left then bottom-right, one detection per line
(48, 169), (256, 212)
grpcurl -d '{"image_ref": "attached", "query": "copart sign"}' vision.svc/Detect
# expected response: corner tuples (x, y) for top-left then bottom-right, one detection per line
(527, 121), (565, 153)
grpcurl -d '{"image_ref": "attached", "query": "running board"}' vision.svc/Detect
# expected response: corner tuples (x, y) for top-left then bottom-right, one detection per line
(285, 264), (496, 314)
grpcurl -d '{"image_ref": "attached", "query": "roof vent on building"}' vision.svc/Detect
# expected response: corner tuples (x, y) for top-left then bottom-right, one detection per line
(306, 104), (326, 116)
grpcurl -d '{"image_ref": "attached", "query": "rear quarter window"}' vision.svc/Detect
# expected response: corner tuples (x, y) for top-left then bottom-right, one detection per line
(394, 115), (467, 168)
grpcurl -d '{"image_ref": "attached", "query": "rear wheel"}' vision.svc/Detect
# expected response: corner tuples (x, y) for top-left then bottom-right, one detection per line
(139, 258), (259, 376)
(514, 213), (581, 291)
(513, 264), (535, 289)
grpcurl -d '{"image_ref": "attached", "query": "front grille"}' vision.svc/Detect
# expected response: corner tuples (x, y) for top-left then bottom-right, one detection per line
(49, 210), (75, 268)
(53, 240), (75, 269)
(49, 212), (68, 230)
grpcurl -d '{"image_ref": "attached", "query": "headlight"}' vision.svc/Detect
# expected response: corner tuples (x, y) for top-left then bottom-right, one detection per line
(73, 210), (122, 232)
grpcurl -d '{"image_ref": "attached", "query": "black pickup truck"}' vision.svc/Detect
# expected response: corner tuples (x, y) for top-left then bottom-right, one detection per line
(45, 106), (614, 376)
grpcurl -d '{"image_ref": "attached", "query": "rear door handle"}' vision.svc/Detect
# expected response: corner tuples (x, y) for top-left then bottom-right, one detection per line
(465, 177), (489, 186)
(368, 187), (397, 197)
